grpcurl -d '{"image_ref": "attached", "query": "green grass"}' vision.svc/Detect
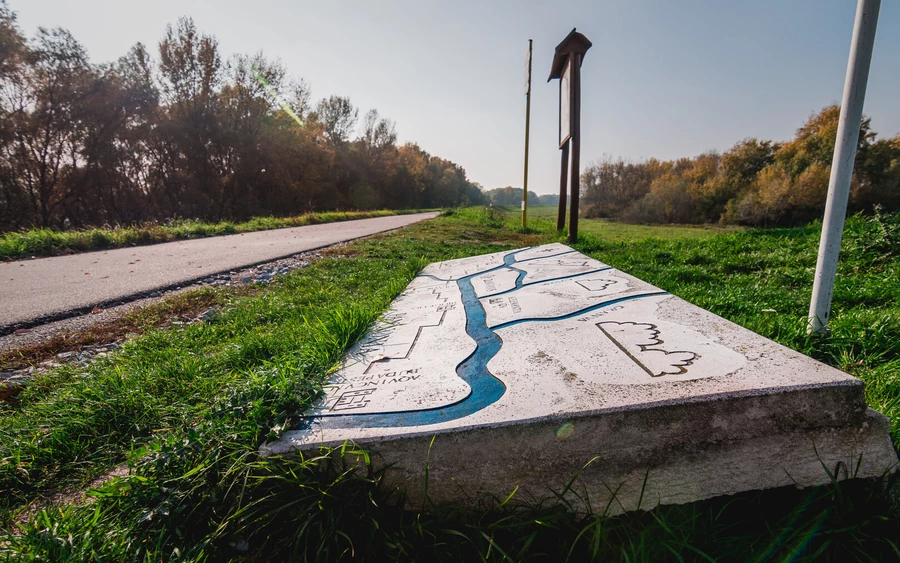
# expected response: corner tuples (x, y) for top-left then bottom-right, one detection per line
(571, 216), (900, 445)
(515, 205), (741, 242)
(0, 209), (433, 261)
(0, 206), (897, 561)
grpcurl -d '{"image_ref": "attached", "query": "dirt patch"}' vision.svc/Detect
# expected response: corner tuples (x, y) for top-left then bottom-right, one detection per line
(0, 289), (239, 372)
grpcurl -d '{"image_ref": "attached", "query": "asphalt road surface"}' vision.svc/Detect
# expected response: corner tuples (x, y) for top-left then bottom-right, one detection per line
(1, 212), (439, 331)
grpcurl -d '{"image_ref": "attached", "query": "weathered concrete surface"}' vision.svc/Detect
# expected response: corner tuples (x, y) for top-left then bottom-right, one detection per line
(263, 243), (898, 513)
(0, 212), (439, 332)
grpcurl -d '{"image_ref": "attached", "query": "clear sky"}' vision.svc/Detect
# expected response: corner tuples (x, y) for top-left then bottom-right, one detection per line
(10, 0), (900, 195)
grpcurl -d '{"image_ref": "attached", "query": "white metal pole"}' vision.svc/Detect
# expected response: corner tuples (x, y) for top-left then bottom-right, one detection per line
(807, 0), (880, 334)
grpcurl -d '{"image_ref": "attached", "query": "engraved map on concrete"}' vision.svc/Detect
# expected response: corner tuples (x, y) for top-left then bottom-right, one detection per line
(267, 244), (899, 515)
(297, 243), (747, 439)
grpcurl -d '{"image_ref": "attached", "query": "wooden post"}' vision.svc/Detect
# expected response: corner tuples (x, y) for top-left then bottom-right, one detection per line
(557, 142), (569, 231)
(522, 39), (532, 229)
(568, 53), (581, 244)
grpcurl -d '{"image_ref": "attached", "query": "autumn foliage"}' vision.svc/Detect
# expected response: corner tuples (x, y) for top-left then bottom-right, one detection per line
(0, 7), (485, 232)
(582, 105), (900, 226)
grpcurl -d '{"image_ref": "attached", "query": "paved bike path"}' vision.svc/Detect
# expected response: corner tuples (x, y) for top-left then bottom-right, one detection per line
(1, 212), (439, 331)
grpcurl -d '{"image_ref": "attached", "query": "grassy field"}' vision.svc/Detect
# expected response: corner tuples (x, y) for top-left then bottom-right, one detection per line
(0, 209), (433, 261)
(512, 205), (742, 242)
(0, 207), (897, 561)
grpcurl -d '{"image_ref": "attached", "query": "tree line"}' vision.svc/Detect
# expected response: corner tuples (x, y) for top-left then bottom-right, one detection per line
(0, 5), (486, 232)
(482, 186), (558, 207)
(582, 105), (900, 226)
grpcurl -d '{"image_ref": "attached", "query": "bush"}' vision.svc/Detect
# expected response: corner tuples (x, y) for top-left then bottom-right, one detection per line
(579, 107), (899, 227)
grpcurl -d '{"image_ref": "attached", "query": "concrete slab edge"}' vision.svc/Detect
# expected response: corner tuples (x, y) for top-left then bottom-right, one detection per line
(275, 409), (897, 516)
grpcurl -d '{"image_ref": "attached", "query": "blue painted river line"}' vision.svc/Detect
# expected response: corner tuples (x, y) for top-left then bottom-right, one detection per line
(302, 248), (667, 430)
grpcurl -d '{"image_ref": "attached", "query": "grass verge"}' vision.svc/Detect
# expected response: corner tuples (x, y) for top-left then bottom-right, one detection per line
(510, 205), (741, 242)
(0, 286), (258, 372)
(0, 207), (897, 561)
(0, 209), (433, 261)
(571, 213), (900, 446)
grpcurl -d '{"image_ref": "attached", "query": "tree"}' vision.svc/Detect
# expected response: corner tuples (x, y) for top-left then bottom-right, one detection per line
(9, 27), (92, 227)
(154, 17), (224, 219)
(286, 78), (312, 122)
(0, 0), (23, 77)
(58, 48), (159, 226)
(157, 17), (220, 112)
(852, 136), (900, 212)
(483, 186), (539, 207)
(0, 0), (27, 229)
(0, 8), (544, 231)
(581, 157), (660, 219)
(775, 105), (873, 178)
(359, 109), (396, 172)
(315, 95), (357, 147)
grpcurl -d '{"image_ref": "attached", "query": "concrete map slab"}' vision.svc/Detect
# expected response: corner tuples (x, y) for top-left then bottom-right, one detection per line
(264, 244), (898, 513)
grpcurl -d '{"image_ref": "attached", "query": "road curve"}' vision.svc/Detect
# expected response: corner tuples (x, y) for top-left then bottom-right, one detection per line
(0, 212), (440, 332)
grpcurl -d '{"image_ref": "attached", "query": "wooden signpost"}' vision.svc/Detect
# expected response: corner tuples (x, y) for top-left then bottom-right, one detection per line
(548, 29), (591, 244)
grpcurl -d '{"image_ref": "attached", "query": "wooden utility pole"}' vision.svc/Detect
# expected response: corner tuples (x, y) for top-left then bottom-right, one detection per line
(522, 39), (533, 228)
(548, 29), (591, 244)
